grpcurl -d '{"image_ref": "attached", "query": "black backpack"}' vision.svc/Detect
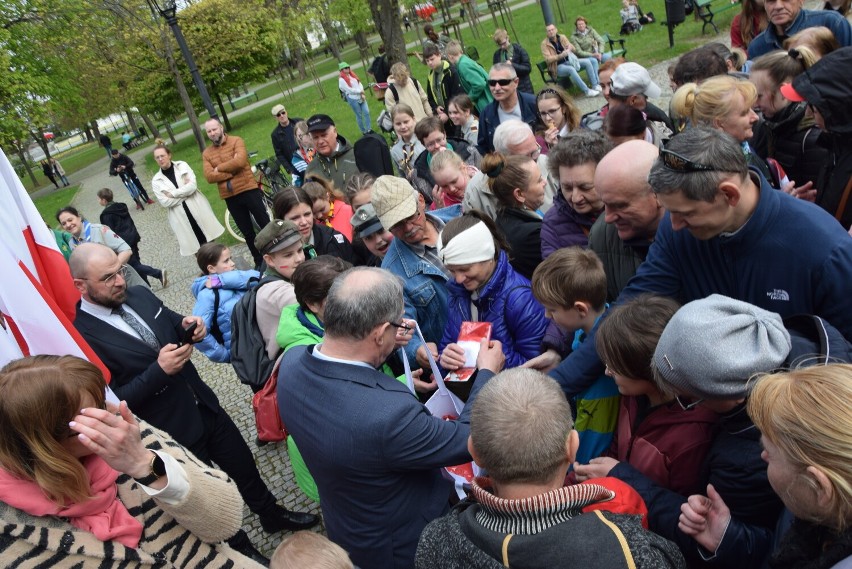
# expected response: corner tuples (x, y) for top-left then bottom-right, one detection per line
(387, 77), (422, 103)
(229, 275), (282, 389)
(354, 132), (394, 177)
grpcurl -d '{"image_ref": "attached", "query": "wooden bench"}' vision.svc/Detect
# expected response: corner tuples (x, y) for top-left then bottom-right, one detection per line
(228, 91), (259, 111)
(695, 0), (741, 34)
(602, 33), (627, 59)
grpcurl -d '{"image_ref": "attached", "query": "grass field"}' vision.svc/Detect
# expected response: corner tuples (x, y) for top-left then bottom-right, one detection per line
(31, 185), (81, 225)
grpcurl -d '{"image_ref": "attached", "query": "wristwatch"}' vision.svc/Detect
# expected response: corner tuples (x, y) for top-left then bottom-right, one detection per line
(133, 452), (166, 486)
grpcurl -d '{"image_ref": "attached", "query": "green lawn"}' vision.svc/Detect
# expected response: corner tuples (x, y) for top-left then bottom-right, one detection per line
(31, 185), (81, 227)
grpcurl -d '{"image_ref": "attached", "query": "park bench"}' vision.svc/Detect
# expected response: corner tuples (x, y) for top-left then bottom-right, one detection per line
(228, 91), (259, 111)
(536, 33), (626, 89)
(695, 0), (741, 34)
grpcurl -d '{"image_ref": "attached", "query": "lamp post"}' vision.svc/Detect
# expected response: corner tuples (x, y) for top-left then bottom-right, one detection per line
(146, 0), (218, 120)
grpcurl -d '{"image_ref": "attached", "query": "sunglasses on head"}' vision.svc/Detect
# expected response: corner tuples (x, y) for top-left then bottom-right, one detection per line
(659, 148), (715, 173)
(488, 78), (515, 87)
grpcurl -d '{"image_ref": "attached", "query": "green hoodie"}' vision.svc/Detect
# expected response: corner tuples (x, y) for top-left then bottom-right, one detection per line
(455, 55), (494, 113)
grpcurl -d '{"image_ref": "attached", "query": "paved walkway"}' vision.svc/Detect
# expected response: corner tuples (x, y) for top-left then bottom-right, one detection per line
(45, 20), (731, 556)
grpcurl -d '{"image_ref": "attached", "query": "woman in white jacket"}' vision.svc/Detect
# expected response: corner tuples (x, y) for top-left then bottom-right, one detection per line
(151, 144), (224, 256)
(338, 62), (372, 134)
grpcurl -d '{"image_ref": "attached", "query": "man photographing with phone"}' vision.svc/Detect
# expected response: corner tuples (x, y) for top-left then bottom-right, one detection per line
(70, 243), (318, 563)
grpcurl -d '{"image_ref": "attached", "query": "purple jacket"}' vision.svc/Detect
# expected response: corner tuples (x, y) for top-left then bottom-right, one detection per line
(439, 251), (546, 368)
(541, 194), (599, 258)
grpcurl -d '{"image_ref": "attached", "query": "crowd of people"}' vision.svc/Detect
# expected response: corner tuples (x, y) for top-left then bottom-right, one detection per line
(11, 3), (852, 568)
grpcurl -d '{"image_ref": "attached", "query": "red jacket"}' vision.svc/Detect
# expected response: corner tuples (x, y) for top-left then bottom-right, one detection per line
(609, 397), (718, 497)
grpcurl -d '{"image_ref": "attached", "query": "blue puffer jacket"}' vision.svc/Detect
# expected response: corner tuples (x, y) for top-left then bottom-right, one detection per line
(541, 193), (599, 258)
(439, 251), (546, 369)
(191, 269), (260, 362)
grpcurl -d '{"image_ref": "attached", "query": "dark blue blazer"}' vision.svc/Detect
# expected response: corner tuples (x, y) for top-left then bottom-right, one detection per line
(279, 345), (494, 569)
(74, 286), (220, 448)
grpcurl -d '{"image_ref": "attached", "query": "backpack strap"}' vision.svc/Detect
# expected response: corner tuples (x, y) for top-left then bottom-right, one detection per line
(835, 175), (852, 223)
(210, 288), (224, 345)
(388, 82), (399, 102)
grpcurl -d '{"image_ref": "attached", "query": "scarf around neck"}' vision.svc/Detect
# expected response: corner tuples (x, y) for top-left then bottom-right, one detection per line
(0, 455), (144, 548)
(340, 70), (360, 88)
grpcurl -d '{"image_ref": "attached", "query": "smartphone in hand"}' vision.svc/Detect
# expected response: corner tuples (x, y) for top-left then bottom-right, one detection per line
(177, 322), (198, 347)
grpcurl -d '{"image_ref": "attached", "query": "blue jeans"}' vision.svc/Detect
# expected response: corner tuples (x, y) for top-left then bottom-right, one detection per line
(557, 62), (594, 93)
(347, 97), (372, 133)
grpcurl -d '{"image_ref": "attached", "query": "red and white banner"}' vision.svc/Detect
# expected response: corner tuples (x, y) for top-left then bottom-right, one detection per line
(0, 149), (109, 381)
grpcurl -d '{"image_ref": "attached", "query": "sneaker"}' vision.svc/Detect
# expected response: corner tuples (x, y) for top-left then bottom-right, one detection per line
(159, 270), (168, 289)
(135, 203), (143, 210)
(585, 89), (600, 98)
(146, 199), (155, 205)
(588, 87), (601, 96)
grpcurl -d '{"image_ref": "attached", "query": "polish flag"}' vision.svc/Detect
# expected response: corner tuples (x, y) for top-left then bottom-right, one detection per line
(0, 149), (110, 381)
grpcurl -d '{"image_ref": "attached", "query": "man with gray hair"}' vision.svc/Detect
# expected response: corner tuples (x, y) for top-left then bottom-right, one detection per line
(416, 368), (685, 568)
(527, 127), (852, 411)
(279, 266), (505, 569)
(464, 119), (558, 218)
(477, 62), (540, 154)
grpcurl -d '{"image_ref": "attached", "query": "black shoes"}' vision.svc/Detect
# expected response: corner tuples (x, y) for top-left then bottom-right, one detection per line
(227, 530), (269, 565)
(159, 270), (168, 288)
(258, 505), (320, 533)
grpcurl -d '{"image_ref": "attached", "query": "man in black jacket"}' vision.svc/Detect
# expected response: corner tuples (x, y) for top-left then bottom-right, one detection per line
(270, 103), (302, 177)
(109, 149), (154, 205)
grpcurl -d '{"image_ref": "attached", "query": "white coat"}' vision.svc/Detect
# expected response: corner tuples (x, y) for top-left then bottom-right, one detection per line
(151, 160), (224, 256)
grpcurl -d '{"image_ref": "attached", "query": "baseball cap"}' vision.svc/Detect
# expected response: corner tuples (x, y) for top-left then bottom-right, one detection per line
(372, 176), (419, 230)
(254, 219), (302, 255)
(271, 104), (286, 116)
(350, 204), (384, 238)
(780, 82), (806, 102)
(611, 62), (662, 99)
(307, 114), (335, 133)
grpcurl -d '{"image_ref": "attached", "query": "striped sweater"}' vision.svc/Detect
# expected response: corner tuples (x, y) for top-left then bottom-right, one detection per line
(0, 423), (264, 568)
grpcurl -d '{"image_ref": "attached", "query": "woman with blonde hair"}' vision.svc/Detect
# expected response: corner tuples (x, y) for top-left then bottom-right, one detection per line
(536, 85), (581, 148)
(750, 47), (824, 198)
(481, 152), (546, 279)
(672, 76), (784, 189)
(384, 62), (432, 120)
(784, 26), (841, 58)
(0, 355), (263, 567)
(746, 364), (852, 568)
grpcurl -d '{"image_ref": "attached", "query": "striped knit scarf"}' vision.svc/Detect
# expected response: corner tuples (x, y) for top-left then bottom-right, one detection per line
(470, 476), (614, 535)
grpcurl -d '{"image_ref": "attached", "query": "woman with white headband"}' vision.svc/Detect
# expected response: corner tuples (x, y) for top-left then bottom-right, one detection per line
(437, 211), (547, 370)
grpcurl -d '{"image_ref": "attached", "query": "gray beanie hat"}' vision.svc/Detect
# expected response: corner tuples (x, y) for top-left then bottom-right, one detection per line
(653, 294), (792, 400)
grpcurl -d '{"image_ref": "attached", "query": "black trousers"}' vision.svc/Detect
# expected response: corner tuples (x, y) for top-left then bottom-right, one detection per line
(128, 246), (162, 286)
(188, 403), (278, 516)
(225, 189), (270, 267)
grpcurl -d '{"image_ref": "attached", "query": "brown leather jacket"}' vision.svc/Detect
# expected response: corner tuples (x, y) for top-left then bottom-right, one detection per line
(202, 134), (257, 199)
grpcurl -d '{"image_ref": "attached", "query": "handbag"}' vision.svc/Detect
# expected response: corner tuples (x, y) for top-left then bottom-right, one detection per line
(252, 353), (287, 442)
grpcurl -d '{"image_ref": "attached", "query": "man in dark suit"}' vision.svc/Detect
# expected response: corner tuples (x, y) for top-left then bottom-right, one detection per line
(279, 266), (505, 569)
(70, 244), (318, 557)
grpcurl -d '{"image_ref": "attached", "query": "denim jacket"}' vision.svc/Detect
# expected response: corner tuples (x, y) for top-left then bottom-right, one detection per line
(381, 205), (462, 363)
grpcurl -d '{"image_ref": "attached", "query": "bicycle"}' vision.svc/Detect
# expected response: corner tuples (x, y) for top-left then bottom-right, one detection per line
(224, 153), (291, 242)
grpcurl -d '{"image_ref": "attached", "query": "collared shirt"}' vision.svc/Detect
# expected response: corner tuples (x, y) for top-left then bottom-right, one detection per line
(79, 297), (156, 342)
(311, 343), (375, 369)
(406, 214), (451, 278)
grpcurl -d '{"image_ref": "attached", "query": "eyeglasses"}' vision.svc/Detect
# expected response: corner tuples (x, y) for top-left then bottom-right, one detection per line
(388, 320), (412, 332)
(84, 265), (130, 286)
(424, 136), (447, 151)
(276, 111), (287, 117)
(527, 143), (542, 161)
(659, 149), (715, 173)
(391, 209), (423, 232)
(488, 78), (515, 87)
(539, 107), (563, 117)
(675, 394), (705, 411)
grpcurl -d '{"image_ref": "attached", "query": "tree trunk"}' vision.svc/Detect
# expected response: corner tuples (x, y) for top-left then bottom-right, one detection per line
(124, 108), (139, 133)
(32, 129), (51, 160)
(294, 46), (307, 80)
(139, 113), (160, 139)
(210, 81), (232, 132)
(15, 141), (39, 187)
(90, 120), (101, 142)
(83, 124), (94, 142)
(163, 121), (178, 144)
(320, 17), (342, 60)
(368, 0), (407, 66)
(163, 29), (206, 153)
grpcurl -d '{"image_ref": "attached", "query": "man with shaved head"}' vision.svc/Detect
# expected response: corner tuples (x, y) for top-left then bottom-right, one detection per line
(71, 243), (318, 562)
(588, 140), (663, 301)
(202, 118), (269, 268)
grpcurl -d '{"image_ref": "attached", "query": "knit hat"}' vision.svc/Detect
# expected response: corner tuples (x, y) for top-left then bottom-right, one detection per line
(350, 203), (384, 238)
(610, 62), (662, 99)
(271, 104), (286, 116)
(653, 295), (791, 400)
(372, 176), (419, 230)
(254, 219), (302, 255)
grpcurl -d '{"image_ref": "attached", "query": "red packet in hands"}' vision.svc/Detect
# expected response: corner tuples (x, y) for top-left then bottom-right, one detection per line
(445, 322), (492, 382)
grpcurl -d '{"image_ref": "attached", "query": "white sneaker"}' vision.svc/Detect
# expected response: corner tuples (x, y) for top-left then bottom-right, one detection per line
(585, 88), (600, 97)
